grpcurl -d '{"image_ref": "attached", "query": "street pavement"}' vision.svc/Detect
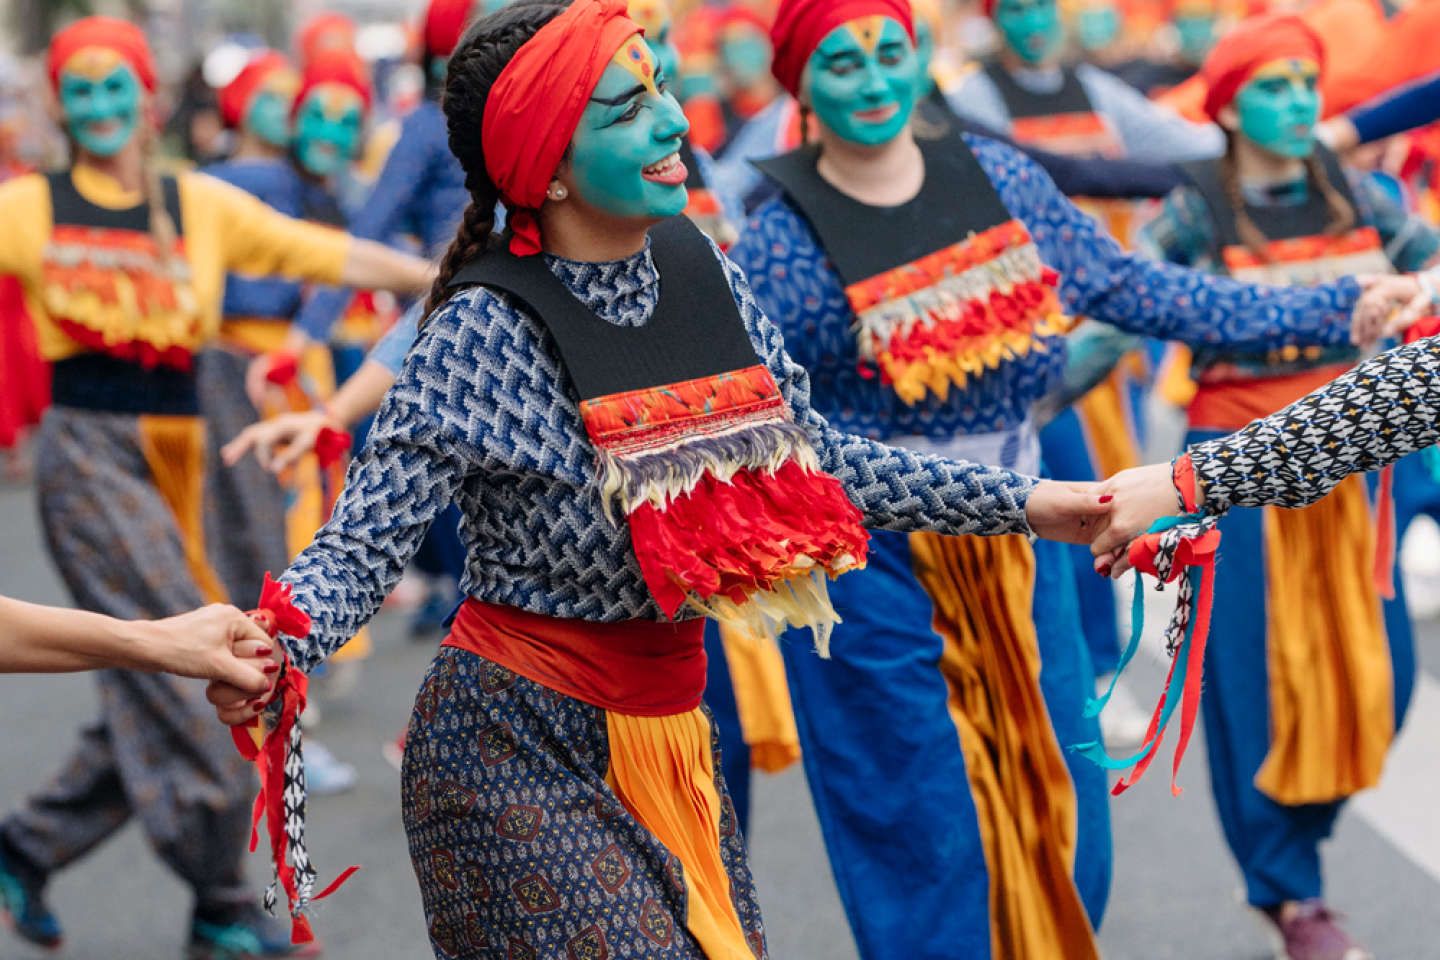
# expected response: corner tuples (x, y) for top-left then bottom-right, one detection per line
(4, 477), (1440, 959)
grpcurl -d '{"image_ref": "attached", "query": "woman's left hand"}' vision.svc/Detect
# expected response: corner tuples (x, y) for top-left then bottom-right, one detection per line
(1354, 274), (1434, 344)
(1024, 480), (1112, 544)
(1090, 462), (1188, 575)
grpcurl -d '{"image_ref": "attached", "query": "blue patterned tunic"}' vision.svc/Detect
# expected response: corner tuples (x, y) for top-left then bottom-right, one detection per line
(279, 237), (1040, 672)
(726, 134), (1362, 442)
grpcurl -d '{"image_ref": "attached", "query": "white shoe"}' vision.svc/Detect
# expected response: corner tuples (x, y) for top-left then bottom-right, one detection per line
(1095, 674), (1152, 750)
(305, 740), (358, 797)
(1401, 517), (1440, 622)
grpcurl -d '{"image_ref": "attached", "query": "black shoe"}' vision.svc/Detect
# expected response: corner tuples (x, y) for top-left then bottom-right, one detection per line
(0, 838), (61, 950)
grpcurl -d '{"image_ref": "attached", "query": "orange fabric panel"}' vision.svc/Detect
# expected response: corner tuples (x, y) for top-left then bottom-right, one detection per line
(1256, 475), (1394, 805)
(1187, 364), (1347, 431)
(717, 625), (801, 773)
(1074, 371), (1141, 479)
(909, 531), (1098, 960)
(605, 709), (757, 960)
(137, 414), (228, 604)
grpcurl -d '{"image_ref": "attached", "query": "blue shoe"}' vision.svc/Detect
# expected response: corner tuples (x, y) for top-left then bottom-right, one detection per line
(0, 840), (62, 950)
(187, 906), (324, 959)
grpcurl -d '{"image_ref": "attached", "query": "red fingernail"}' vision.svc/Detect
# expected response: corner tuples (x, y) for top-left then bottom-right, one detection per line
(257, 646), (273, 657)
(263, 663), (280, 674)
(1099, 495), (1113, 503)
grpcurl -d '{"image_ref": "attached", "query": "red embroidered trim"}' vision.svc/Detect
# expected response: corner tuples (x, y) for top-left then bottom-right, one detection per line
(580, 364), (785, 455)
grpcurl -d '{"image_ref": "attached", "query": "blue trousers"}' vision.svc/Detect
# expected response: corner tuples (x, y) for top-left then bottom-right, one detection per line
(1041, 406), (1121, 676)
(1188, 428), (1416, 907)
(781, 529), (1111, 960)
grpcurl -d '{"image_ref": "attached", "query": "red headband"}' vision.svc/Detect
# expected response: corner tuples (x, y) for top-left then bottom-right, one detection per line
(48, 16), (157, 93)
(1200, 14), (1324, 121)
(293, 51), (373, 120)
(482, 0), (644, 257)
(770, 0), (915, 98)
(298, 13), (358, 65)
(220, 51), (293, 129)
(424, 0), (479, 59)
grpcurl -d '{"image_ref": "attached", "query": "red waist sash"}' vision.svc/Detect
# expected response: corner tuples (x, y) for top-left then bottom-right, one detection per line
(442, 598), (707, 716)
(1187, 363), (1348, 431)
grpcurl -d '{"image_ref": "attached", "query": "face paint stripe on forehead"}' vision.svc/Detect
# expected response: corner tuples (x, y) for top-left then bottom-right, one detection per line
(613, 35), (661, 96)
(61, 47), (128, 82)
(845, 16), (888, 52)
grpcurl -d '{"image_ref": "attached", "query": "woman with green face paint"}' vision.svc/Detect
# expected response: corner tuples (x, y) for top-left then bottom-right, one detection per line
(0, 17), (434, 959)
(198, 1), (1119, 956)
(732, 0), (1399, 957)
(1136, 17), (1440, 959)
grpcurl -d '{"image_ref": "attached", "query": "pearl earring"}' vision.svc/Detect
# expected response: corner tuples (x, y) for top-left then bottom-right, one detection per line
(548, 184), (568, 201)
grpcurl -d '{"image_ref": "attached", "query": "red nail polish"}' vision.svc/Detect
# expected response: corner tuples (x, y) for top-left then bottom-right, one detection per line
(1099, 495), (1113, 503)
(256, 646), (273, 657)
(263, 663), (280, 674)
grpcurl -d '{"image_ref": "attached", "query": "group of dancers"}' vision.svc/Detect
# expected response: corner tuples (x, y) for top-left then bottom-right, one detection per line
(4, 0), (1440, 959)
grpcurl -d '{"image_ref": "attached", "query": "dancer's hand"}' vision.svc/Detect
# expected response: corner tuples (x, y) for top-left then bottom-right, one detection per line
(139, 605), (279, 692)
(1090, 462), (1192, 575)
(1024, 480), (1112, 544)
(1317, 115), (1359, 153)
(206, 629), (286, 726)
(222, 410), (336, 475)
(1354, 274), (1435, 344)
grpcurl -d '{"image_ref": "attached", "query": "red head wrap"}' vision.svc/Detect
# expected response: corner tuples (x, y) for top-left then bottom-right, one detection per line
(424, 0), (480, 59)
(720, 6), (771, 38)
(48, 16), (157, 93)
(219, 51), (294, 129)
(770, 0), (915, 98)
(293, 51), (373, 119)
(297, 13), (358, 65)
(481, 0), (644, 257)
(1200, 14), (1324, 121)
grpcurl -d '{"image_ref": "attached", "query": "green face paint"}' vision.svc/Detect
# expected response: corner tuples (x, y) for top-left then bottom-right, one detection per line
(1174, 14), (1216, 63)
(650, 25), (681, 89)
(913, 17), (936, 99)
(1233, 59), (1321, 159)
(1076, 5), (1120, 52)
(293, 84), (364, 177)
(568, 38), (690, 220)
(805, 17), (917, 147)
(721, 28), (772, 87)
(994, 0), (1063, 66)
(59, 62), (141, 158)
(246, 89), (292, 149)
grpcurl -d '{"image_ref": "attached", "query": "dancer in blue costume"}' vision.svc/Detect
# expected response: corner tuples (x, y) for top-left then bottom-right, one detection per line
(729, 2), (1379, 956)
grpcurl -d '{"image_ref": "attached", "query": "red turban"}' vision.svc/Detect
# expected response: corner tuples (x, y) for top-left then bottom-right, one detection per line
(770, 0), (914, 98)
(720, 6), (771, 37)
(482, 0), (644, 257)
(219, 51), (294, 129)
(297, 13), (357, 65)
(424, 0), (480, 59)
(293, 51), (373, 119)
(48, 16), (157, 93)
(1200, 14), (1324, 121)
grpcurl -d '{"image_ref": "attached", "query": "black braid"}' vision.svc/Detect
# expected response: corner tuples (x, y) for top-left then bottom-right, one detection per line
(1220, 131), (1273, 262)
(423, 0), (569, 323)
(1303, 150), (1357, 238)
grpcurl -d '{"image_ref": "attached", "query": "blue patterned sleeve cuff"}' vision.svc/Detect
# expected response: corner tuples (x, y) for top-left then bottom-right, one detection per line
(713, 241), (1038, 537)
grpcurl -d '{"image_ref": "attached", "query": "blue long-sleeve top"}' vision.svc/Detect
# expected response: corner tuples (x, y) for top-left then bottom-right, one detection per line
(278, 238), (1039, 671)
(204, 157), (308, 321)
(292, 99), (467, 344)
(1349, 71), (1440, 146)
(725, 134), (1359, 441)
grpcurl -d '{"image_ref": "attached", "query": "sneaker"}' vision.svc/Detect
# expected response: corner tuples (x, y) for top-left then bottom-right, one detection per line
(0, 838), (61, 949)
(407, 585), (457, 641)
(381, 729), (406, 773)
(1095, 673), (1152, 750)
(1260, 900), (1372, 960)
(304, 741), (358, 797)
(187, 904), (324, 959)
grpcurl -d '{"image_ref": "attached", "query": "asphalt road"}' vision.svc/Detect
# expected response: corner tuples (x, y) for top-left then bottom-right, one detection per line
(4, 476), (1440, 960)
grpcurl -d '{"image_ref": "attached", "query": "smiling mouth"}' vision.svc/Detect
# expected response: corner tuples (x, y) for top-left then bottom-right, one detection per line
(641, 152), (687, 185)
(86, 120), (123, 136)
(854, 104), (899, 124)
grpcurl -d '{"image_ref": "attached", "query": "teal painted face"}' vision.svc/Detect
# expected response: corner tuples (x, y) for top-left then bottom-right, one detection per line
(293, 84), (364, 176)
(914, 17), (936, 99)
(566, 37), (690, 220)
(1174, 14), (1216, 63)
(1232, 58), (1321, 159)
(721, 27), (772, 87)
(805, 17), (917, 147)
(1076, 5), (1120, 51)
(994, 0), (1063, 65)
(246, 89), (292, 148)
(650, 25), (681, 87)
(58, 57), (141, 158)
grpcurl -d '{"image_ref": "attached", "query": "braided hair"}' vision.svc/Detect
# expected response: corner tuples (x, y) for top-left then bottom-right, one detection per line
(1219, 130), (1356, 263)
(423, 0), (570, 321)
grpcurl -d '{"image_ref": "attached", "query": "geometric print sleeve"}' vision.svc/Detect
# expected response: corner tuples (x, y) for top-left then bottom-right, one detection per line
(967, 134), (1362, 352)
(714, 241), (1040, 538)
(1188, 335), (1440, 512)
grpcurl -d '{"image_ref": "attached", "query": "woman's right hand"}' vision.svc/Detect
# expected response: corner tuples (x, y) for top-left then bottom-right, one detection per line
(206, 631), (286, 726)
(222, 410), (337, 475)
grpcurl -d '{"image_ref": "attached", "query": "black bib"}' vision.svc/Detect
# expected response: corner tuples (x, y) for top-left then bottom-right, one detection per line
(448, 216), (756, 401)
(983, 62), (1095, 120)
(47, 169), (184, 234)
(752, 137), (1013, 287)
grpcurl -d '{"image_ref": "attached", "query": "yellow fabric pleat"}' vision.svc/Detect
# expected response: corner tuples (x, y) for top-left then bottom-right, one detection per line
(909, 532), (1099, 960)
(605, 709), (755, 960)
(1256, 475), (1394, 805)
(717, 625), (801, 774)
(138, 415), (228, 604)
(1074, 370), (1141, 479)
(1156, 343), (1198, 409)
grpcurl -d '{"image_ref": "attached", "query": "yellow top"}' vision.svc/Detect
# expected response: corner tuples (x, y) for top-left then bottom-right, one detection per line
(0, 164), (352, 362)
